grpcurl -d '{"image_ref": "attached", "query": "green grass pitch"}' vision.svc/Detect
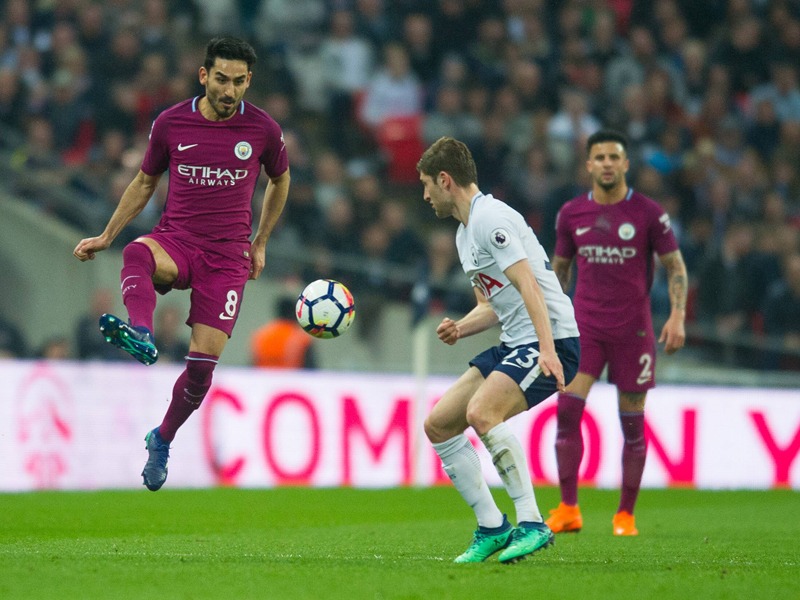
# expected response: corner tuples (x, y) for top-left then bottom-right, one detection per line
(1, 486), (797, 599)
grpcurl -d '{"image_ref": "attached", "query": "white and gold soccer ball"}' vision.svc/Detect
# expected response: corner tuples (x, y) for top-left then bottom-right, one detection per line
(295, 279), (356, 339)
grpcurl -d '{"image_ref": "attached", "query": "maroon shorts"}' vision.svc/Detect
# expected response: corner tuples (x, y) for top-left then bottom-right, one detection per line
(142, 233), (251, 337)
(578, 330), (657, 393)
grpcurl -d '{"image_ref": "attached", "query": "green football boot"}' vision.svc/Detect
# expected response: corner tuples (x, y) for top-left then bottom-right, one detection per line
(498, 521), (555, 564)
(453, 516), (513, 563)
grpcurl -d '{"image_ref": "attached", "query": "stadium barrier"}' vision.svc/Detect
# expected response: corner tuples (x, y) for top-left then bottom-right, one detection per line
(2, 359), (798, 492)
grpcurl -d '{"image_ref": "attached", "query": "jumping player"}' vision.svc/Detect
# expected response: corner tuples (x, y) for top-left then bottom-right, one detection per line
(73, 37), (290, 491)
(546, 129), (686, 535)
(417, 137), (580, 563)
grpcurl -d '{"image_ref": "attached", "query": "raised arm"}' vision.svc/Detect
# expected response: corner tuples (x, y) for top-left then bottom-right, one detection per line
(73, 170), (161, 261)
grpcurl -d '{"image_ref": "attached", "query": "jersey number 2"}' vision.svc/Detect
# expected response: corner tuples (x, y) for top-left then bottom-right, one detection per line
(636, 353), (653, 385)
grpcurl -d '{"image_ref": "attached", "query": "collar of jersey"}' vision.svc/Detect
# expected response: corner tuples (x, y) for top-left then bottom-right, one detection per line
(588, 188), (634, 201)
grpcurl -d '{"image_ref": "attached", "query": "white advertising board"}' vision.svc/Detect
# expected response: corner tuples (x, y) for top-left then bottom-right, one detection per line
(1, 361), (798, 491)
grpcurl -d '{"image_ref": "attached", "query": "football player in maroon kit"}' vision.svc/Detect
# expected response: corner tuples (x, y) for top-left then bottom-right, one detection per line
(73, 37), (290, 491)
(546, 129), (687, 535)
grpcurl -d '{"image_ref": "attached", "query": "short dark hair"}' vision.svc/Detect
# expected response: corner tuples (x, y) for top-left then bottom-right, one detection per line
(204, 37), (257, 71)
(416, 137), (478, 187)
(586, 129), (628, 156)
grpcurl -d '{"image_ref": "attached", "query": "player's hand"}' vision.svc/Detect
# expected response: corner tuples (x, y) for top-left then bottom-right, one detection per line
(248, 243), (266, 280)
(538, 348), (566, 392)
(73, 236), (109, 262)
(659, 313), (686, 355)
(436, 317), (460, 345)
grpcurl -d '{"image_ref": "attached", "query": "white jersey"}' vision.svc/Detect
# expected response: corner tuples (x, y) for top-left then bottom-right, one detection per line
(456, 192), (579, 346)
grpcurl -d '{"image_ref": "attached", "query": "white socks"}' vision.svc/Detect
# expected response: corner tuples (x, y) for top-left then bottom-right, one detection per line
(481, 422), (542, 523)
(433, 423), (543, 526)
(432, 434), (504, 528)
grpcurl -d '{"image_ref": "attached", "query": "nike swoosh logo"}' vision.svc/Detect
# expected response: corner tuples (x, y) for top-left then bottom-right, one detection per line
(219, 313), (234, 321)
(576, 227), (591, 236)
(177, 143), (198, 151)
(120, 275), (140, 288)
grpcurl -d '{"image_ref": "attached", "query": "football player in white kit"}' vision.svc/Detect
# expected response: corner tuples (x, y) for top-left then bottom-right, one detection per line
(417, 137), (580, 564)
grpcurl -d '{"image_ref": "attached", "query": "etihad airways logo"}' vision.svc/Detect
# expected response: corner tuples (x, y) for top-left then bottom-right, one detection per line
(578, 245), (637, 264)
(177, 164), (249, 186)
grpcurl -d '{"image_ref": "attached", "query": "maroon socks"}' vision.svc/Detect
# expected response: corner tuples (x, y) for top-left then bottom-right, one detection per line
(158, 352), (218, 442)
(554, 392), (586, 506)
(619, 412), (646, 514)
(120, 242), (156, 332)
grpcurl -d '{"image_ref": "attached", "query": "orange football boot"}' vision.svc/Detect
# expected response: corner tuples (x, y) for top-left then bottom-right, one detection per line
(545, 502), (583, 533)
(612, 511), (639, 536)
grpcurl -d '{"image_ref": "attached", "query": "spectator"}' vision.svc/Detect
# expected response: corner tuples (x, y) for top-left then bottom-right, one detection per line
(467, 14), (508, 90)
(746, 97), (782, 162)
(414, 227), (474, 317)
(251, 296), (316, 369)
(0, 67), (29, 132)
(711, 14), (770, 95)
(422, 84), (482, 147)
(0, 311), (28, 358)
(508, 145), (559, 228)
(313, 150), (349, 213)
(320, 196), (361, 258)
(381, 198), (427, 271)
(762, 253), (800, 370)
(350, 171), (383, 230)
(354, 0), (394, 49)
(401, 12), (439, 86)
(547, 87), (602, 176)
(749, 61), (800, 122)
(318, 9), (375, 157)
(36, 336), (72, 360)
(359, 42), (423, 131)
(604, 25), (683, 104)
(696, 222), (761, 362)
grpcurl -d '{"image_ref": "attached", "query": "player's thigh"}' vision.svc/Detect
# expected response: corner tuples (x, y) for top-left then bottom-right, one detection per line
(189, 256), (250, 336)
(425, 366), (484, 442)
(189, 322), (230, 357)
(576, 334), (608, 379)
(467, 370), (528, 430)
(134, 236), (179, 285)
(607, 335), (657, 393)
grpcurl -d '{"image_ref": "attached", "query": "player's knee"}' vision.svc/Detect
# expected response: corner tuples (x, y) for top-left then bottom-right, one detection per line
(465, 405), (495, 437)
(424, 415), (446, 444)
(122, 241), (155, 270)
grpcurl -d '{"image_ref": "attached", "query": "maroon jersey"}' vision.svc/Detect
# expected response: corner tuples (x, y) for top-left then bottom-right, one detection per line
(141, 96), (288, 253)
(554, 189), (678, 341)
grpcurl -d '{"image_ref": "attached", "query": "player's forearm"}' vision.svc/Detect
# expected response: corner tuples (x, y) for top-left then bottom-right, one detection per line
(253, 169), (290, 246)
(662, 250), (688, 318)
(101, 171), (157, 243)
(524, 288), (557, 353)
(455, 300), (498, 337)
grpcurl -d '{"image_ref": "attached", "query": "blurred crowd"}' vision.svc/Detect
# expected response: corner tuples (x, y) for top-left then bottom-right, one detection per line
(1, 0), (800, 370)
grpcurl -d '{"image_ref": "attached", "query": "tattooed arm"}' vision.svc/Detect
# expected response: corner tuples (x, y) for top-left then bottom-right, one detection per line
(658, 249), (687, 354)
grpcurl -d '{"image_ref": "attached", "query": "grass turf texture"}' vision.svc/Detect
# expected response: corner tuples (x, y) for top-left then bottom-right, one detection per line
(1, 487), (797, 600)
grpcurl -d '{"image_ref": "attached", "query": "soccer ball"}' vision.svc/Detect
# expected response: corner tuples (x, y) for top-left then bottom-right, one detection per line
(295, 279), (356, 339)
